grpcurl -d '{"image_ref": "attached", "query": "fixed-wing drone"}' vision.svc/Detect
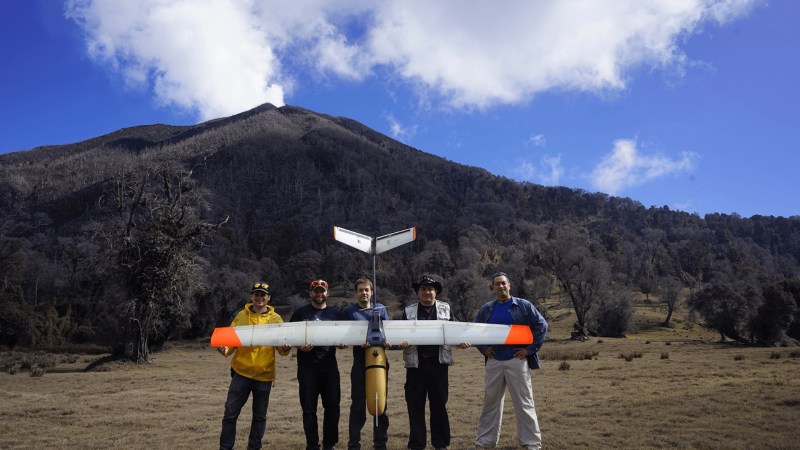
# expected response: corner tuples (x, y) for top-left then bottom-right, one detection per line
(211, 226), (534, 417)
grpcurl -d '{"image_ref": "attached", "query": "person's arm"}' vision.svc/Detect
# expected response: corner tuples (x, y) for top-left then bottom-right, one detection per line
(217, 311), (243, 357)
(396, 308), (410, 349)
(473, 304), (491, 356)
(524, 302), (548, 356)
(272, 315), (292, 356)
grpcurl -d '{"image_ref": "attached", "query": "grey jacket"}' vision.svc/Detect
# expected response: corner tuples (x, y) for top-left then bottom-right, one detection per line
(402, 300), (453, 367)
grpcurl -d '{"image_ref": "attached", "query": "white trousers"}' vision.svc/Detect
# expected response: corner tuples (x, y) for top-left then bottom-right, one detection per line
(475, 357), (542, 449)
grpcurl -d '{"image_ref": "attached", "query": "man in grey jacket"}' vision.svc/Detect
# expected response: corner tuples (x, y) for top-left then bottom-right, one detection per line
(399, 274), (453, 450)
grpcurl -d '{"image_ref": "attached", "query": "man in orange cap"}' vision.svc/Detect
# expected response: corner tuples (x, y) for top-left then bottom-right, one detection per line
(290, 279), (345, 450)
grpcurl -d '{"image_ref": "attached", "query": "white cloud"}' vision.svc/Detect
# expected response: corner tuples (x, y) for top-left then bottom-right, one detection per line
(512, 154), (563, 186)
(590, 139), (699, 194)
(65, 0), (286, 120)
(65, 0), (760, 119)
(362, 1), (759, 109)
(529, 134), (546, 147)
(385, 114), (417, 141)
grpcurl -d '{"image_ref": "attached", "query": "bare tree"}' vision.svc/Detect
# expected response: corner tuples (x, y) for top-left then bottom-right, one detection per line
(90, 165), (223, 363)
(660, 276), (682, 327)
(535, 228), (610, 337)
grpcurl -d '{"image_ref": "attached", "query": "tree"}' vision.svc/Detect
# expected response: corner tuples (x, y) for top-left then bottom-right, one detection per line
(535, 228), (610, 337)
(284, 250), (324, 293)
(445, 269), (485, 321)
(588, 290), (633, 337)
(660, 276), (682, 327)
(89, 166), (222, 362)
(752, 281), (796, 345)
(411, 240), (454, 279)
(687, 283), (756, 342)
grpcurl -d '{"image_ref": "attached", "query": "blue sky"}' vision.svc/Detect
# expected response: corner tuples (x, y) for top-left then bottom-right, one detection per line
(2, 1), (798, 218)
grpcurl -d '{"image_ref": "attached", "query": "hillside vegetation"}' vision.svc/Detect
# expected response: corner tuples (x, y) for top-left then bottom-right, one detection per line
(1, 104), (798, 362)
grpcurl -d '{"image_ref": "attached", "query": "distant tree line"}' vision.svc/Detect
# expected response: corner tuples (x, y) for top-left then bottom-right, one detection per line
(1, 104), (798, 362)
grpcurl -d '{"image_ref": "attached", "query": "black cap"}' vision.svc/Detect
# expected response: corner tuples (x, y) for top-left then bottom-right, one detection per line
(251, 282), (270, 294)
(411, 275), (443, 295)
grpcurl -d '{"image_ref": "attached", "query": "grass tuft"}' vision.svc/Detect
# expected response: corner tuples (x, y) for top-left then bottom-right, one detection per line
(541, 349), (599, 361)
(619, 351), (643, 362)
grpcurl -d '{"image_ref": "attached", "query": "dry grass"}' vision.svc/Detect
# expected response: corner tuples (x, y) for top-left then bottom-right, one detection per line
(2, 302), (799, 449)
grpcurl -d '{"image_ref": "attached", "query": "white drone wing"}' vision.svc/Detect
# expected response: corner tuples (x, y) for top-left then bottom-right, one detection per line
(383, 321), (532, 346)
(333, 226), (417, 255)
(375, 228), (416, 254)
(333, 227), (373, 254)
(211, 320), (532, 347)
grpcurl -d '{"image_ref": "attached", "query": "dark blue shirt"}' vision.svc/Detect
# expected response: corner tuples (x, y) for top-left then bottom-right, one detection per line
(342, 303), (389, 359)
(487, 299), (517, 361)
(342, 303), (389, 321)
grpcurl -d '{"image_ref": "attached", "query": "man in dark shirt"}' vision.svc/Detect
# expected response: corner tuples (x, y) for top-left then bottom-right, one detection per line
(290, 279), (344, 450)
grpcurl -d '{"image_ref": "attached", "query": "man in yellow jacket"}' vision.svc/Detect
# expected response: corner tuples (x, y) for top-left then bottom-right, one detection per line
(217, 282), (291, 450)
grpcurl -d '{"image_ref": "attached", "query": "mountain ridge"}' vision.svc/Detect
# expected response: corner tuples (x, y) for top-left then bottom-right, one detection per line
(1, 103), (798, 351)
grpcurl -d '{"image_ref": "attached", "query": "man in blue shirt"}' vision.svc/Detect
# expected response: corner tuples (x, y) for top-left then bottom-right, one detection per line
(290, 279), (344, 450)
(342, 277), (390, 450)
(472, 272), (548, 450)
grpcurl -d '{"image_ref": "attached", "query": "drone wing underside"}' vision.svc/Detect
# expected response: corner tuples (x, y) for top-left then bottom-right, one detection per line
(210, 320), (532, 347)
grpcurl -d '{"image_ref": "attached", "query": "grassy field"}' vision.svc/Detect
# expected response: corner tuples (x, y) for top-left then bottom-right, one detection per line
(2, 302), (799, 449)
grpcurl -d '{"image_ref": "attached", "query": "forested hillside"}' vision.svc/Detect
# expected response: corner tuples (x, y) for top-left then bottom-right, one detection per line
(1, 103), (798, 361)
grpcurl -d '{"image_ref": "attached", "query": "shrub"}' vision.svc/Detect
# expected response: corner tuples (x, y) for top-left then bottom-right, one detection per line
(589, 293), (633, 337)
(0, 351), (58, 376)
(559, 360), (570, 371)
(540, 350), (598, 361)
(734, 354), (745, 361)
(660, 352), (669, 360)
(770, 352), (782, 359)
(619, 351), (643, 362)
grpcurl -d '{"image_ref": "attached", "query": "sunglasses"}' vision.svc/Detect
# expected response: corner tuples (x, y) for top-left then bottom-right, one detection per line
(252, 282), (270, 290)
(310, 279), (329, 290)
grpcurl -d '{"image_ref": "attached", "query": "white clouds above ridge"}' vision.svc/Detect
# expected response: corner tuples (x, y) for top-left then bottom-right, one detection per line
(65, 0), (759, 120)
(590, 139), (699, 194)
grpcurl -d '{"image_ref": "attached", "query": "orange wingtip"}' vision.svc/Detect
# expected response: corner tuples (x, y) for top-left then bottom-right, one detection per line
(211, 327), (243, 347)
(504, 325), (534, 345)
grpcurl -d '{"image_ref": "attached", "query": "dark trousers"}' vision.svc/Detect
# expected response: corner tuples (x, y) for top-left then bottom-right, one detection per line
(404, 357), (450, 449)
(298, 364), (341, 450)
(220, 370), (273, 450)
(348, 352), (389, 449)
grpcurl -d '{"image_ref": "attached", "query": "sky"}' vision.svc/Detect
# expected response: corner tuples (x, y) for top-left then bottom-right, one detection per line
(1, 0), (798, 218)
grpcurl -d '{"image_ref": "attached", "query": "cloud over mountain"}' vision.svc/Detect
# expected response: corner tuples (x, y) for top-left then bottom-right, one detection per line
(66, 0), (758, 119)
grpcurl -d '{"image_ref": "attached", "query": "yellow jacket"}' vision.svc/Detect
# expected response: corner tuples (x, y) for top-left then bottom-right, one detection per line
(222, 303), (290, 381)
